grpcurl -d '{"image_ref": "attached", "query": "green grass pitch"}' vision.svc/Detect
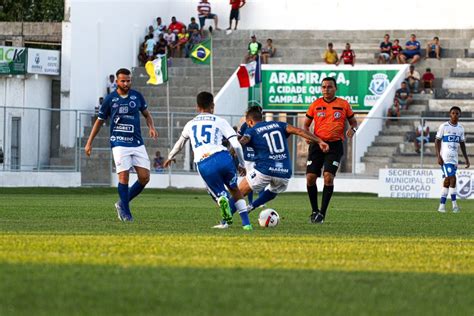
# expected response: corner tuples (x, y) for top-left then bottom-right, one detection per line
(0, 188), (473, 315)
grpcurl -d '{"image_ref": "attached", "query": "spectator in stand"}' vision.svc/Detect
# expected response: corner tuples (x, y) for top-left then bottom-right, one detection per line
(163, 29), (177, 58)
(391, 39), (403, 63)
(146, 25), (154, 38)
(414, 119), (430, 154)
(168, 16), (186, 33)
(154, 17), (167, 37)
(155, 37), (168, 57)
(405, 64), (421, 93)
(323, 42), (338, 65)
(95, 97), (104, 116)
(386, 97), (400, 126)
(153, 150), (165, 172)
(396, 81), (412, 110)
(185, 29), (202, 58)
(244, 35), (262, 63)
(336, 43), (356, 66)
(227, 0), (246, 30)
(425, 36), (442, 60)
(138, 37), (148, 65)
(400, 34), (421, 64)
(106, 74), (117, 95)
(188, 17), (200, 36)
(261, 38), (276, 64)
(197, 0), (220, 31)
(145, 34), (156, 61)
(176, 28), (189, 58)
(421, 68), (435, 94)
(378, 34), (392, 64)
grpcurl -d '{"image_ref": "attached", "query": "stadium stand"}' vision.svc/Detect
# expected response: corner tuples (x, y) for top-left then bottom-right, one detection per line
(72, 29), (474, 183)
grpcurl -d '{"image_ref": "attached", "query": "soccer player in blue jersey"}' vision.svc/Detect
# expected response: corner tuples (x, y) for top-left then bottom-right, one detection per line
(223, 106), (329, 221)
(164, 91), (252, 230)
(85, 68), (158, 221)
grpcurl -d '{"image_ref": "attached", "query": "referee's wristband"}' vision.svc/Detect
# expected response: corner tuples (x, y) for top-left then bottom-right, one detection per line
(351, 127), (358, 133)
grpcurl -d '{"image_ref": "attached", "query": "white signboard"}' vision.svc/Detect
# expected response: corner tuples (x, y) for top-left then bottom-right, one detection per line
(27, 48), (60, 75)
(378, 169), (474, 199)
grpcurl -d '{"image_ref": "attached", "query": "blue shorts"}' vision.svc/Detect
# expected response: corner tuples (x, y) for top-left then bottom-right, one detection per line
(441, 163), (457, 178)
(196, 150), (238, 200)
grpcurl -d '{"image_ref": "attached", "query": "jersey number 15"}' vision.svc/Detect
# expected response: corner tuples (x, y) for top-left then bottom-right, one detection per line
(192, 124), (214, 148)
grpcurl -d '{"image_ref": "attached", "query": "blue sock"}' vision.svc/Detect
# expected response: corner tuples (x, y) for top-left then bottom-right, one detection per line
(440, 197), (447, 204)
(229, 197), (237, 215)
(234, 199), (250, 226)
(248, 191), (254, 204)
(251, 190), (277, 209)
(129, 181), (145, 202)
(118, 183), (130, 211)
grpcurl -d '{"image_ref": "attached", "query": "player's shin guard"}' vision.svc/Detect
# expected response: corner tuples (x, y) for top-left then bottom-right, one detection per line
(307, 185), (319, 212)
(251, 189), (277, 210)
(128, 181), (145, 202)
(118, 183), (130, 211)
(440, 187), (448, 204)
(320, 185), (334, 216)
(235, 199), (250, 226)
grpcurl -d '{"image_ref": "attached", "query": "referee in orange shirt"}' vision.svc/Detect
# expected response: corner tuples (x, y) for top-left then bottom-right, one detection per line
(304, 77), (358, 224)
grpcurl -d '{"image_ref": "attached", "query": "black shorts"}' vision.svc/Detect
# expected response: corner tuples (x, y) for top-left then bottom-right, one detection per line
(306, 140), (343, 177)
(230, 8), (240, 20)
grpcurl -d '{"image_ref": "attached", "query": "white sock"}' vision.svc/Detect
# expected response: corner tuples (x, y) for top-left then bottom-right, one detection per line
(440, 187), (449, 204)
(235, 199), (247, 213)
(449, 187), (457, 205)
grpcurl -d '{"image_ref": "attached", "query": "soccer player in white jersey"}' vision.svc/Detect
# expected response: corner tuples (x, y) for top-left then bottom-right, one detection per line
(435, 106), (470, 213)
(164, 92), (252, 230)
(85, 68), (158, 221)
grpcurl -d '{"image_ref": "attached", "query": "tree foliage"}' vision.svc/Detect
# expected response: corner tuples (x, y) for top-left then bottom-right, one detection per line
(0, 0), (64, 22)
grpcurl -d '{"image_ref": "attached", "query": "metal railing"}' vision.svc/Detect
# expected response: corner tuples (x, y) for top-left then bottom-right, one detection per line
(1, 106), (472, 178)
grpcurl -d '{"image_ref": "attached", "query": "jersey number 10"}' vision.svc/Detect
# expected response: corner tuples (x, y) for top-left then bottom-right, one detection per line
(263, 131), (285, 154)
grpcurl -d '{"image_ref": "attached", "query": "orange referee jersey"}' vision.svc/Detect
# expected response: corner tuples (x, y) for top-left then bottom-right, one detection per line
(306, 97), (354, 142)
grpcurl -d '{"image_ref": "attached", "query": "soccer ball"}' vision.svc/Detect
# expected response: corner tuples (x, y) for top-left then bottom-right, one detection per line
(258, 209), (280, 227)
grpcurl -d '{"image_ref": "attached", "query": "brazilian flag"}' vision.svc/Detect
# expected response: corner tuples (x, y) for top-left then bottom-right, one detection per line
(190, 39), (211, 65)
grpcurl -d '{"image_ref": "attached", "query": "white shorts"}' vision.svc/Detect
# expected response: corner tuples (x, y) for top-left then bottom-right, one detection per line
(112, 145), (150, 174)
(246, 169), (289, 194)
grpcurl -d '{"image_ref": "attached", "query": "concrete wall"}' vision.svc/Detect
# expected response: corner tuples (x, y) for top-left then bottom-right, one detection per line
(0, 75), (53, 169)
(0, 171), (81, 187)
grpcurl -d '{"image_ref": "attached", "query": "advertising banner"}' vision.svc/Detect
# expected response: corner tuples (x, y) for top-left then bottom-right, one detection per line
(378, 169), (474, 199)
(261, 66), (401, 112)
(0, 46), (27, 75)
(27, 48), (60, 75)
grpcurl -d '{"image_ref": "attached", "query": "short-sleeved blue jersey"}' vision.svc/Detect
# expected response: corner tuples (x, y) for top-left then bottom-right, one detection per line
(98, 89), (147, 148)
(238, 122), (255, 161)
(244, 121), (292, 178)
(405, 40), (421, 53)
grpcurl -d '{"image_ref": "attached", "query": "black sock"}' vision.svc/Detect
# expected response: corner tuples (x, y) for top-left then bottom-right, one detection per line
(307, 185), (319, 213)
(320, 185), (334, 216)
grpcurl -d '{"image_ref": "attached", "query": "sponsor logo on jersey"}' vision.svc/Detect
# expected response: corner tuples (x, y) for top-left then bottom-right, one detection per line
(113, 124), (134, 133)
(119, 107), (129, 114)
(111, 135), (134, 143)
(332, 161), (340, 167)
(130, 95), (137, 100)
(457, 171), (473, 198)
(112, 98), (119, 102)
(307, 160), (312, 166)
(269, 166), (289, 174)
(317, 112), (325, 117)
(112, 103), (119, 108)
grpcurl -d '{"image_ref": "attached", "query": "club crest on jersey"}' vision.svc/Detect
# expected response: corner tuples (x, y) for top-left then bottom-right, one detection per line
(129, 101), (137, 108)
(333, 112), (342, 119)
(457, 171), (473, 198)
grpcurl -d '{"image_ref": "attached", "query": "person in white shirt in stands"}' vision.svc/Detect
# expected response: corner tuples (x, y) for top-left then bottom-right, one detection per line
(197, 0), (220, 31)
(435, 106), (470, 213)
